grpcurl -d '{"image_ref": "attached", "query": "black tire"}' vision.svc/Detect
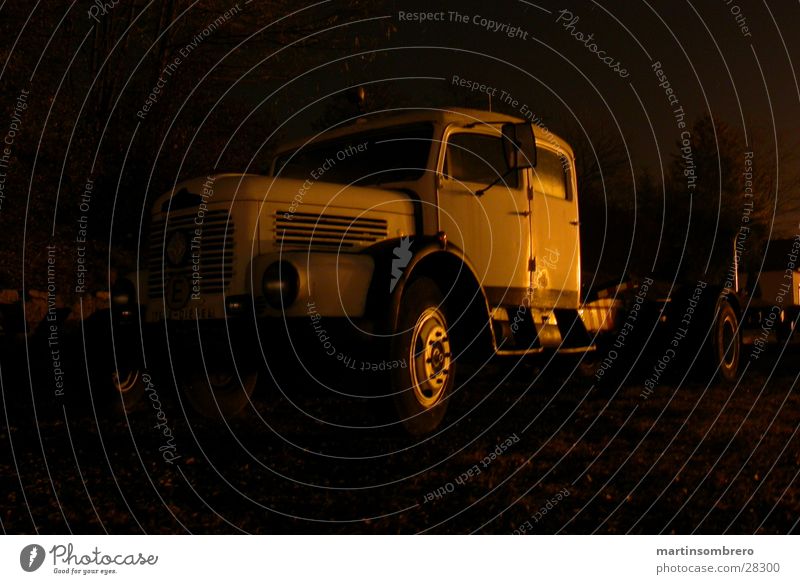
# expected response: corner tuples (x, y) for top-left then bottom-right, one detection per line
(110, 366), (146, 414)
(184, 358), (258, 419)
(711, 299), (740, 383)
(391, 277), (454, 435)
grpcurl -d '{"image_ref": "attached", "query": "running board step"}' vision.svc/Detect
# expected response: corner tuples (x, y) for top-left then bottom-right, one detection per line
(491, 305), (563, 351)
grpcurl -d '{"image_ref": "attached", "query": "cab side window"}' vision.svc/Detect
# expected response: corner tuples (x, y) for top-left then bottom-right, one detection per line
(444, 132), (519, 189)
(531, 148), (572, 200)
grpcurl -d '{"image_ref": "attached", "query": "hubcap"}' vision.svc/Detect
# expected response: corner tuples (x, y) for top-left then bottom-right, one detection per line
(409, 307), (452, 408)
(208, 371), (236, 391)
(112, 369), (139, 393)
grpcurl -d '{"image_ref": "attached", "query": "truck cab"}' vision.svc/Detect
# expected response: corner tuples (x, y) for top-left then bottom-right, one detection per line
(130, 108), (591, 434)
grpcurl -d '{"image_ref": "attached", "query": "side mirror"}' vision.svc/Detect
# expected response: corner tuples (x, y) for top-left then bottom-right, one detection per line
(502, 122), (537, 170)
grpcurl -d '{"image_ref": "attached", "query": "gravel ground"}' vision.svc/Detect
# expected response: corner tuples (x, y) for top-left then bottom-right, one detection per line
(1, 339), (798, 534)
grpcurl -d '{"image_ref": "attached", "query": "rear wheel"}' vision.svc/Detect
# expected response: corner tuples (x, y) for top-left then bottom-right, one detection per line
(711, 299), (740, 383)
(391, 277), (454, 435)
(777, 307), (798, 344)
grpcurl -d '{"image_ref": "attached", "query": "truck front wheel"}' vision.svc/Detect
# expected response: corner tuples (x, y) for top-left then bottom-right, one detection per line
(711, 299), (740, 383)
(391, 277), (454, 435)
(184, 359), (258, 419)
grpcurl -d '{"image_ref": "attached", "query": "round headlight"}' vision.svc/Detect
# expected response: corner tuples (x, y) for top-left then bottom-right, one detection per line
(262, 261), (299, 309)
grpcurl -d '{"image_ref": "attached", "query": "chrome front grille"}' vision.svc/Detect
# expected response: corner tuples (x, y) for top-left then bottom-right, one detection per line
(148, 210), (234, 298)
(274, 211), (388, 250)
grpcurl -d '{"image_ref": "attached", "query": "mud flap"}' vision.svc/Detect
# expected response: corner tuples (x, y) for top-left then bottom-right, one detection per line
(554, 308), (595, 351)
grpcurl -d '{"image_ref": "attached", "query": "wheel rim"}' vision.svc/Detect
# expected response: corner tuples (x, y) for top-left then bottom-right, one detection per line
(409, 306), (452, 408)
(112, 369), (139, 393)
(720, 314), (738, 370)
(208, 370), (237, 392)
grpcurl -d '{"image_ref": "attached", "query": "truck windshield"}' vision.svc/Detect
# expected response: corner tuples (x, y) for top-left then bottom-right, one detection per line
(273, 123), (434, 185)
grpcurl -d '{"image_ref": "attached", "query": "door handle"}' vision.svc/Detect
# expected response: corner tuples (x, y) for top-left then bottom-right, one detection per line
(512, 211), (531, 217)
(569, 220), (580, 226)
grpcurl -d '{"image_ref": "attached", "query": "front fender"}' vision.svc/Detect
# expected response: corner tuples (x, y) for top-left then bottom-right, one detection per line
(364, 236), (485, 335)
(249, 252), (375, 318)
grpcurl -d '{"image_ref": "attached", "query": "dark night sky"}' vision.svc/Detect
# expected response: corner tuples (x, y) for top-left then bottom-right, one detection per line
(272, 0), (800, 236)
(2, 0), (799, 273)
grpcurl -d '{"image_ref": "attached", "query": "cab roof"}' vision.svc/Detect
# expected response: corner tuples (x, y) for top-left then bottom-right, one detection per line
(275, 107), (574, 159)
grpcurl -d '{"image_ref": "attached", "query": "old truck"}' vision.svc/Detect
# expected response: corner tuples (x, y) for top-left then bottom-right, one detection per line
(110, 107), (744, 433)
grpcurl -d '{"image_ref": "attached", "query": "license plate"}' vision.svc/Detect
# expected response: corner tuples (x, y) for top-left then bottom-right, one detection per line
(152, 307), (217, 321)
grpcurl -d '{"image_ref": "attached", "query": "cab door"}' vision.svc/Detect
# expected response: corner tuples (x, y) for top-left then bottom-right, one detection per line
(528, 146), (581, 309)
(437, 127), (532, 296)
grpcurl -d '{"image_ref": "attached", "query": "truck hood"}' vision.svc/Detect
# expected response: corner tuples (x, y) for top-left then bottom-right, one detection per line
(153, 173), (414, 216)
